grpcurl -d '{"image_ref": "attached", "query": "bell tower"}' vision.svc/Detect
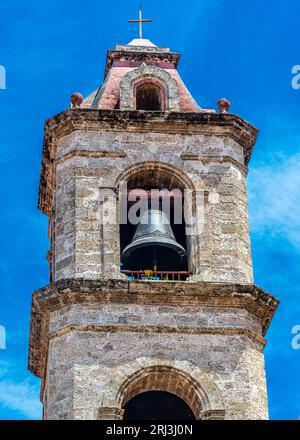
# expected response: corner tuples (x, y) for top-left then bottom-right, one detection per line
(29, 30), (279, 420)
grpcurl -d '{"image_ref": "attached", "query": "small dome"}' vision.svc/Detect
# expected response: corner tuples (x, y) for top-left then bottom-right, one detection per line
(128, 38), (157, 47)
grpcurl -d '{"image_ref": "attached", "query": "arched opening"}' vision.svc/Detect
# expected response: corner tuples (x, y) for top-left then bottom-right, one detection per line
(118, 164), (193, 279)
(135, 82), (164, 111)
(123, 391), (196, 420)
(117, 365), (210, 420)
(120, 65), (179, 111)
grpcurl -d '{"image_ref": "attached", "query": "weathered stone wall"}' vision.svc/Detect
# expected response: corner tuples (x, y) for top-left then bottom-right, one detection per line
(53, 129), (253, 283)
(49, 303), (262, 335)
(54, 170), (76, 280)
(43, 300), (268, 420)
(30, 279), (278, 421)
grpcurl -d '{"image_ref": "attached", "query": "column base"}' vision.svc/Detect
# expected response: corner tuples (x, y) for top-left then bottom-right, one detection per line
(98, 407), (124, 420)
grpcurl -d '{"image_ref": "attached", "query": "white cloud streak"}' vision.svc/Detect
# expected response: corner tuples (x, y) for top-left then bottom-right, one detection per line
(248, 152), (300, 249)
(0, 379), (42, 419)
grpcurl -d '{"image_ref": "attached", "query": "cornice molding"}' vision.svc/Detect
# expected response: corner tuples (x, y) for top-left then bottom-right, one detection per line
(28, 279), (278, 379)
(38, 109), (258, 216)
(105, 50), (180, 79)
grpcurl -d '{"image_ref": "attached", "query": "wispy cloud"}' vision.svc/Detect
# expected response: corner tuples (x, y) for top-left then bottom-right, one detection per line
(249, 152), (300, 250)
(0, 379), (42, 419)
(0, 361), (10, 378)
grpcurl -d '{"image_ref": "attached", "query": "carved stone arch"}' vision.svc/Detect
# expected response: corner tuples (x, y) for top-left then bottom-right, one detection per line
(103, 357), (225, 420)
(115, 160), (196, 191)
(119, 65), (180, 111)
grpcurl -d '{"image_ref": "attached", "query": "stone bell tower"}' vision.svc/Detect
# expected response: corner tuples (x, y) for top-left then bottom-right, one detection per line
(29, 29), (278, 420)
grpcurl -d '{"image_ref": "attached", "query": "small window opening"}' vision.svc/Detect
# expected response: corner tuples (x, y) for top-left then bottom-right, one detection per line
(136, 83), (163, 111)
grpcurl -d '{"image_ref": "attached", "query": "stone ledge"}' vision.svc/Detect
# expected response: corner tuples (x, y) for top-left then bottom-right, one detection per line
(180, 154), (248, 175)
(38, 109), (258, 215)
(28, 278), (278, 379)
(49, 324), (266, 346)
(200, 409), (226, 420)
(97, 406), (124, 420)
(56, 149), (127, 165)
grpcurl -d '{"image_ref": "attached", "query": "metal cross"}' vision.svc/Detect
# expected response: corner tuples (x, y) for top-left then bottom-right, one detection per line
(128, 5), (153, 39)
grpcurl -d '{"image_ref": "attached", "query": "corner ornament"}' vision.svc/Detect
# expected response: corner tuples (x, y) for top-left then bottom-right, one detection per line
(217, 97), (231, 114)
(70, 92), (84, 108)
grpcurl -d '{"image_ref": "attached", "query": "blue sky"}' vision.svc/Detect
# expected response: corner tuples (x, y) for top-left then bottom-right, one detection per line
(0, 0), (299, 420)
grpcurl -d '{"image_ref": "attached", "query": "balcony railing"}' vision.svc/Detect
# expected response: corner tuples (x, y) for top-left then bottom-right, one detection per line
(121, 270), (191, 281)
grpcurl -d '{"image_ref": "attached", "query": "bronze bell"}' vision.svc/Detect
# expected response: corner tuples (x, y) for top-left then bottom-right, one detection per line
(122, 209), (186, 270)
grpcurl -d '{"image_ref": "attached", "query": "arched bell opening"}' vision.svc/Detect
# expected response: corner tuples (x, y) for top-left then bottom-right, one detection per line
(119, 164), (192, 279)
(123, 390), (196, 421)
(134, 81), (165, 111)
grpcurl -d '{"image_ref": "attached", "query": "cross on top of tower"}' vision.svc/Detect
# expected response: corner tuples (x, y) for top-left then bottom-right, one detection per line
(128, 5), (153, 40)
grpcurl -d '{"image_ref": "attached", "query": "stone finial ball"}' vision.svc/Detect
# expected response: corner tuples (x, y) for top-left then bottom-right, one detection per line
(70, 92), (84, 108)
(217, 98), (231, 113)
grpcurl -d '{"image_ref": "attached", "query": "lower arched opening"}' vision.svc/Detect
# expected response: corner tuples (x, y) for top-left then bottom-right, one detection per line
(123, 390), (196, 421)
